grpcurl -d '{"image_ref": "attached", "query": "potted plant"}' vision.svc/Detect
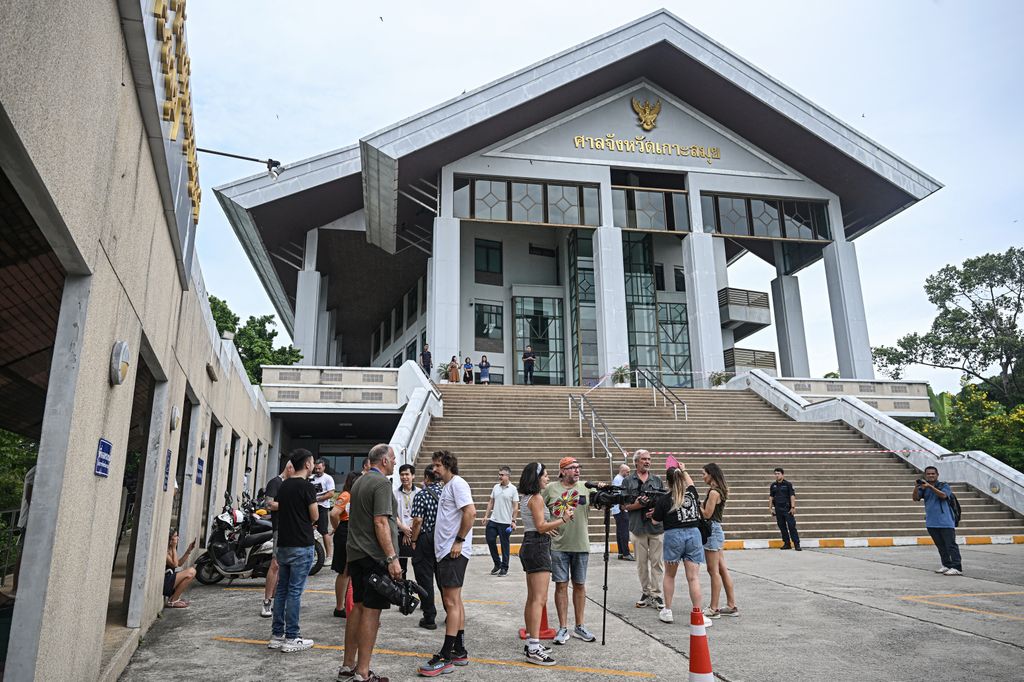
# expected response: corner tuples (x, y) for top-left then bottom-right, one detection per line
(611, 365), (631, 388)
(436, 363), (450, 384)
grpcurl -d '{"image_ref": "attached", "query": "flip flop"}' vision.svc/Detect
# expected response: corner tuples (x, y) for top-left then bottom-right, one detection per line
(166, 599), (190, 608)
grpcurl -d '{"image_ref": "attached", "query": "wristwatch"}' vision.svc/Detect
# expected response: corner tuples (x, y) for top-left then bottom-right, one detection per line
(385, 554), (398, 563)
(455, 535), (466, 543)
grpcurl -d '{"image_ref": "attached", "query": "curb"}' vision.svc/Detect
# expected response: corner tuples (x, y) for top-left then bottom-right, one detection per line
(486, 536), (1024, 555)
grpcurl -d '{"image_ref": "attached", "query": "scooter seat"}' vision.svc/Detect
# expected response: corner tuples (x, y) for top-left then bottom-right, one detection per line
(240, 530), (273, 548)
(252, 518), (273, 531)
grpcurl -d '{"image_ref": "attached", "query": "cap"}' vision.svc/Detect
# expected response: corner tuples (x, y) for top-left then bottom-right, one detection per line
(559, 456), (579, 470)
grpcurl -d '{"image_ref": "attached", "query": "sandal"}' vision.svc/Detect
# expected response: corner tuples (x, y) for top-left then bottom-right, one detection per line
(166, 599), (190, 608)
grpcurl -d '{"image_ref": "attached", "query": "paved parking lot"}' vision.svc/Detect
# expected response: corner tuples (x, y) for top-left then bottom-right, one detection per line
(121, 543), (1024, 681)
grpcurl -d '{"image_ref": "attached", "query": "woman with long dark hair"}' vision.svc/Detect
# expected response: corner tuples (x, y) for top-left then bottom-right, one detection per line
(651, 464), (712, 627)
(518, 461), (573, 666)
(331, 471), (361, 618)
(701, 463), (738, 618)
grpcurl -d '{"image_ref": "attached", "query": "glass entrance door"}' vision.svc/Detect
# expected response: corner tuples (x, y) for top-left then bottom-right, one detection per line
(513, 296), (565, 385)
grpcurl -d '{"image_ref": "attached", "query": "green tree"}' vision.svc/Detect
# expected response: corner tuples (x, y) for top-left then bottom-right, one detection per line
(208, 296), (301, 384)
(873, 247), (1024, 403)
(0, 429), (37, 510)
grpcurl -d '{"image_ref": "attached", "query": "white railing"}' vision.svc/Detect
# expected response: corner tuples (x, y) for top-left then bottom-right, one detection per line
(724, 370), (1024, 515)
(568, 394), (627, 479)
(389, 362), (444, 468)
(634, 367), (689, 420)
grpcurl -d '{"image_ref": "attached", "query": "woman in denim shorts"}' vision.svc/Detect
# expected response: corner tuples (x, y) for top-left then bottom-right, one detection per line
(701, 463), (738, 618)
(518, 462), (573, 666)
(651, 465), (711, 627)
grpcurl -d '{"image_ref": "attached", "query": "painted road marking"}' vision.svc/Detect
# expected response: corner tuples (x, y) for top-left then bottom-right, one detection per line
(899, 591), (1024, 622)
(221, 587), (510, 605)
(213, 636), (657, 678)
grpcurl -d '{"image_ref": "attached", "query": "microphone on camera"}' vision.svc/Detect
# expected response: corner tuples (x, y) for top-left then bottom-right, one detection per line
(584, 481), (602, 489)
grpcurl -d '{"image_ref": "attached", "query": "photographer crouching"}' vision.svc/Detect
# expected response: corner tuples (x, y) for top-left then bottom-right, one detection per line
(339, 443), (402, 682)
(621, 450), (666, 610)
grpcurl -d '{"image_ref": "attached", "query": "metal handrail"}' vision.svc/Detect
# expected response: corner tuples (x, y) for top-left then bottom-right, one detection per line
(634, 367), (689, 420)
(567, 394), (627, 478)
(583, 372), (612, 395)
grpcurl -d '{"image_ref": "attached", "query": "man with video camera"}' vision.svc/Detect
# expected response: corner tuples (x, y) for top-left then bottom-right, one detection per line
(621, 450), (665, 610)
(913, 465), (962, 576)
(339, 443), (402, 682)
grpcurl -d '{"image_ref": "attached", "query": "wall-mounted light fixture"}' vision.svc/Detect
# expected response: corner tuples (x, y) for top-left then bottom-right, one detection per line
(170, 405), (181, 432)
(197, 147), (283, 181)
(201, 431), (208, 449)
(109, 341), (131, 386)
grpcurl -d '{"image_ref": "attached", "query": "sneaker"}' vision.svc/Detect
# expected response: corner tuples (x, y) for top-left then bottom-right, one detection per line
(337, 666), (355, 680)
(935, 566), (950, 574)
(260, 599), (273, 618)
(572, 625), (596, 642)
(498, 568), (508, 576)
(717, 606), (740, 617)
(418, 617), (437, 630)
(553, 626), (570, 645)
(338, 668), (380, 682)
(650, 596), (665, 610)
(354, 674), (388, 682)
(524, 646), (557, 666)
(620, 555), (636, 562)
(943, 568), (963, 576)
(490, 566), (501, 575)
(635, 594), (651, 608)
(282, 637), (314, 653)
(702, 615), (714, 628)
(702, 607), (720, 619)
(451, 649), (469, 666)
(658, 608), (673, 623)
(267, 635), (286, 650)
(795, 546), (802, 552)
(780, 544), (793, 550)
(417, 654), (454, 677)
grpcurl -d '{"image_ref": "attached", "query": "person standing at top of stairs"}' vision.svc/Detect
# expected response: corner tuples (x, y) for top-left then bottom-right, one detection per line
(522, 346), (537, 384)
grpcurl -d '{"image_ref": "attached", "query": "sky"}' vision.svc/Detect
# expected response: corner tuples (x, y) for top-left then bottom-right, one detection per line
(186, 0), (1023, 394)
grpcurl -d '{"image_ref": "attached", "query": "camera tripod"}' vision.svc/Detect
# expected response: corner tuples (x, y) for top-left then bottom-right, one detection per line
(598, 503), (613, 645)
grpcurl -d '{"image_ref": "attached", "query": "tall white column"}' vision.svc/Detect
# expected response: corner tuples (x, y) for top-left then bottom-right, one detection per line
(314, 277), (331, 365)
(428, 217), (461, 369)
(771, 274), (811, 377)
(592, 226), (630, 378)
(712, 237), (734, 351)
(682, 233), (725, 387)
(823, 240), (874, 379)
(293, 228), (320, 365)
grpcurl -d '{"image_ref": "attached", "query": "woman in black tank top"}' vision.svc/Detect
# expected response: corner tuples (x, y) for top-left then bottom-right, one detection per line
(701, 463), (738, 618)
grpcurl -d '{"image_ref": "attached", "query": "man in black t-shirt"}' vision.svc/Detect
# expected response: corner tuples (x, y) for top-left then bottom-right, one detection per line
(267, 450), (319, 653)
(522, 345), (537, 385)
(261, 459), (293, 618)
(769, 467), (800, 551)
(420, 344), (432, 377)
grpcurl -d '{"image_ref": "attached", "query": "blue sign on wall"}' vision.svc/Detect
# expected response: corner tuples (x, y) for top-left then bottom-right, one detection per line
(94, 439), (113, 478)
(196, 458), (204, 486)
(163, 449), (172, 491)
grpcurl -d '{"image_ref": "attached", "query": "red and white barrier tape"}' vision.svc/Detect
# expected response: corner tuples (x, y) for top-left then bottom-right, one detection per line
(644, 449), (932, 456)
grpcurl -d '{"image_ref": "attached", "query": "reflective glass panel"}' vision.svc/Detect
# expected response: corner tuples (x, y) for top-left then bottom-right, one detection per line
(474, 179), (508, 220)
(633, 190), (667, 230)
(718, 196), (749, 235)
(783, 201), (814, 240)
(582, 186), (600, 226)
(511, 182), (544, 223)
(547, 185), (580, 225)
(750, 199), (782, 237)
(700, 194), (717, 233)
(453, 177), (470, 219)
(612, 189), (628, 228)
(671, 193), (691, 231)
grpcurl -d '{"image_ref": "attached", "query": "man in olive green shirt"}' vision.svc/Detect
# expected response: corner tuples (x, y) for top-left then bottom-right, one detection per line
(543, 456), (596, 645)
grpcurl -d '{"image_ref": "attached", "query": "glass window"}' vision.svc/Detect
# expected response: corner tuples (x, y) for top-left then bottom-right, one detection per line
(811, 203), (830, 240)
(547, 185), (580, 225)
(674, 267), (686, 292)
(654, 264), (665, 291)
(671, 193), (691, 232)
(371, 329), (379, 358)
(393, 305), (403, 335)
(700, 194), (717, 233)
(406, 287), (418, 325)
(718, 196), (749, 235)
(782, 201), (815, 240)
(474, 179), (508, 220)
(582, 186), (600, 226)
(382, 316), (390, 346)
(750, 199), (782, 238)
(421, 277), (427, 311)
(475, 239), (502, 285)
(612, 189), (628, 228)
(406, 340), (417, 364)
(453, 177), (470, 218)
(633, 190), (667, 230)
(511, 182), (544, 223)
(514, 297), (565, 385)
(474, 303), (503, 352)
(393, 353), (403, 368)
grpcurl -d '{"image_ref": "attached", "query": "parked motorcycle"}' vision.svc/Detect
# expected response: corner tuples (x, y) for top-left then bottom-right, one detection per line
(195, 490), (325, 584)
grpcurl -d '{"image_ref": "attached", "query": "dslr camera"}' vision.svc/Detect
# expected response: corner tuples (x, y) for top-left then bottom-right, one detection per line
(368, 570), (430, 615)
(585, 481), (669, 511)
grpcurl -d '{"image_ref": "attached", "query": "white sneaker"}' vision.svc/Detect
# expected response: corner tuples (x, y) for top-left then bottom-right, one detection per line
(260, 599), (273, 617)
(553, 626), (570, 645)
(267, 635), (286, 650)
(658, 607), (673, 623)
(282, 637), (314, 652)
(702, 615), (714, 627)
(943, 568), (963, 576)
(935, 567), (949, 574)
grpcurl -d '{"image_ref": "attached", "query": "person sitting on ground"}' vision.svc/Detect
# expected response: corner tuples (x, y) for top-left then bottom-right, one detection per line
(701, 463), (738, 619)
(652, 462), (712, 627)
(164, 530), (196, 608)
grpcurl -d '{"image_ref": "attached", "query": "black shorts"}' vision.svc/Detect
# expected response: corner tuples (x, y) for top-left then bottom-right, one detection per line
(331, 522), (349, 573)
(436, 554), (470, 588)
(519, 532), (552, 574)
(316, 508), (330, 536)
(348, 556), (391, 610)
(163, 569), (176, 597)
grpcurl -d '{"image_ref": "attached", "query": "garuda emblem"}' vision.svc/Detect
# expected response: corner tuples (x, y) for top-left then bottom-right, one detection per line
(631, 97), (662, 131)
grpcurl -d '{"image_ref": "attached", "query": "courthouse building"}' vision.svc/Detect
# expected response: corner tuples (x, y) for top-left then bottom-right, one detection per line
(218, 10), (940, 393)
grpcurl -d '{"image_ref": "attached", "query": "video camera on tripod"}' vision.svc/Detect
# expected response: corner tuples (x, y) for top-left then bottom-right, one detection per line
(584, 481), (669, 511)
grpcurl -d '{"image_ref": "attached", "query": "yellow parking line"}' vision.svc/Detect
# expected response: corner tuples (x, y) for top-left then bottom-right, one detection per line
(221, 587), (510, 605)
(212, 636), (656, 678)
(899, 591), (1024, 622)
(901, 591), (1024, 599)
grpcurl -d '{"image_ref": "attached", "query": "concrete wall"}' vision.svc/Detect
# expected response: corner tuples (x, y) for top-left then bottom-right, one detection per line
(0, 2), (272, 679)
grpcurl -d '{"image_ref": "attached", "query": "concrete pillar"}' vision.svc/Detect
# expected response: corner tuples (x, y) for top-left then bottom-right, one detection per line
(712, 237), (734, 351)
(294, 229), (320, 365)
(682, 232), (725, 387)
(591, 226), (630, 378)
(823, 239), (874, 379)
(428, 217), (461, 368)
(314, 276), (331, 365)
(771, 275), (811, 377)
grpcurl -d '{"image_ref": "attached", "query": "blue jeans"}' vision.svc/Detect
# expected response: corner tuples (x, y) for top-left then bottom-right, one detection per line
(272, 545), (315, 639)
(485, 521), (511, 570)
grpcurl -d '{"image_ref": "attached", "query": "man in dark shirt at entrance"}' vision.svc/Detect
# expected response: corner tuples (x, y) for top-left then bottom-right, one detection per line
(420, 344), (433, 377)
(267, 449), (318, 653)
(522, 345), (537, 385)
(769, 467), (800, 551)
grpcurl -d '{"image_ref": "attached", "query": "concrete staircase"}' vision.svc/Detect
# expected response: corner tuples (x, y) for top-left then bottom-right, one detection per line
(416, 384), (1024, 545)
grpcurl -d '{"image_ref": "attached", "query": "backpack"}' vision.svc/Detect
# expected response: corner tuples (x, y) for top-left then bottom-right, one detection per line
(942, 488), (962, 528)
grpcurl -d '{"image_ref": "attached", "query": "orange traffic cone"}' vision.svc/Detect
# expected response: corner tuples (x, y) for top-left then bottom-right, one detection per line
(519, 605), (558, 640)
(689, 607), (714, 681)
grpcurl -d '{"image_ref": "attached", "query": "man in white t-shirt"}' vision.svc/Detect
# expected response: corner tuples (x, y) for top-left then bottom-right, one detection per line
(310, 459), (335, 557)
(417, 450), (476, 676)
(483, 465), (518, 576)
